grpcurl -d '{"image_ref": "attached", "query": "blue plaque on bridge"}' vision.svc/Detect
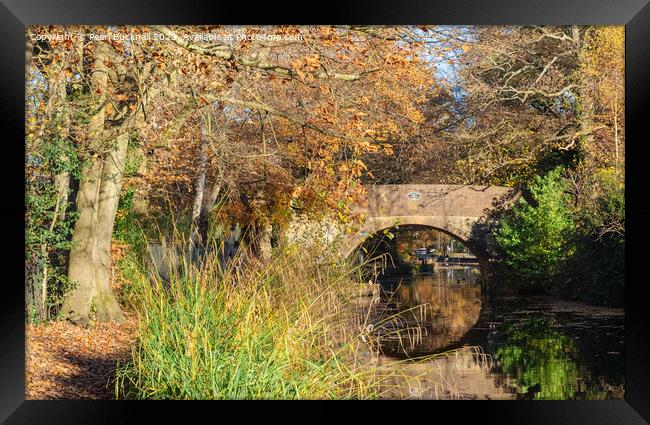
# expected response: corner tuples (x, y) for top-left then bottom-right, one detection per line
(407, 191), (422, 200)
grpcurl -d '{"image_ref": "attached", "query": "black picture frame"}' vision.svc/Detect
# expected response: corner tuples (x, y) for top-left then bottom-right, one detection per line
(2, 0), (649, 423)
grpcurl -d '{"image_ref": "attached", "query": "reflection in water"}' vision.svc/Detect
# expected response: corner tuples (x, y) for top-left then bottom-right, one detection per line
(377, 346), (515, 400)
(372, 267), (625, 400)
(377, 269), (481, 357)
(494, 317), (624, 399)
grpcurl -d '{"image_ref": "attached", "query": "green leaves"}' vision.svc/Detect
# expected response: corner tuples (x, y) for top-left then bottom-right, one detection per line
(495, 317), (581, 400)
(25, 115), (81, 323)
(495, 167), (575, 286)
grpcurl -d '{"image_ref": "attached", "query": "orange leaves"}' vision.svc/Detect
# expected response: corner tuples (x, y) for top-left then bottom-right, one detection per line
(290, 54), (323, 81)
(26, 319), (136, 399)
(303, 54), (321, 70)
(356, 96), (370, 107)
(290, 59), (306, 80)
(186, 52), (212, 77)
(59, 25), (442, 225)
(383, 53), (411, 66)
(319, 26), (339, 46)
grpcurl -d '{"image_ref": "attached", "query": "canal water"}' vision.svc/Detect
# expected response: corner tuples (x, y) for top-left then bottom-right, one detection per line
(371, 267), (625, 400)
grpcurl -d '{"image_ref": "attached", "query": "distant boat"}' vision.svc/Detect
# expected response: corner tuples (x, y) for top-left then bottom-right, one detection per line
(436, 252), (478, 264)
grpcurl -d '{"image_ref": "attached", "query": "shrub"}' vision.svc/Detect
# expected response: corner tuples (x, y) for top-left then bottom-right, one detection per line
(494, 167), (575, 288)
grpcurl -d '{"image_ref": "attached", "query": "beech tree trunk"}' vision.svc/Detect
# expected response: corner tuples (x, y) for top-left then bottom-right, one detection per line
(93, 132), (129, 322)
(61, 41), (125, 325)
(197, 110), (227, 247)
(196, 180), (221, 247)
(61, 157), (103, 325)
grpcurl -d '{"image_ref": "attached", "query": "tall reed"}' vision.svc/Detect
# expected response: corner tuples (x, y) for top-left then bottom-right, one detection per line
(115, 233), (382, 399)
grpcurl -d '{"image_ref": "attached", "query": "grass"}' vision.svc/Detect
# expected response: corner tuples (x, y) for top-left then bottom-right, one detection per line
(115, 230), (384, 399)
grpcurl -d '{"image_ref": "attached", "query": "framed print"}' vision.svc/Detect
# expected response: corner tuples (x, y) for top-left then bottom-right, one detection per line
(2, 0), (649, 423)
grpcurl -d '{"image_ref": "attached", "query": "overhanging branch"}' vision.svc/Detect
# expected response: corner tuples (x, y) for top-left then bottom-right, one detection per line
(148, 25), (380, 82)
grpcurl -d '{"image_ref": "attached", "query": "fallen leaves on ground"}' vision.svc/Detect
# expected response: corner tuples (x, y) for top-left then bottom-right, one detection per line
(26, 315), (137, 399)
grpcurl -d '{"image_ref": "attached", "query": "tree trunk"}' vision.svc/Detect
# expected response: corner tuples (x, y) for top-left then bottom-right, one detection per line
(62, 43), (163, 325)
(61, 157), (103, 325)
(258, 223), (273, 261)
(196, 180), (221, 247)
(197, 110), (227, 246)
(61, 41), (126, 325)
(190, 116), (209, 249)
(51, 56), (71, 223)
(93, 132), (129, 323)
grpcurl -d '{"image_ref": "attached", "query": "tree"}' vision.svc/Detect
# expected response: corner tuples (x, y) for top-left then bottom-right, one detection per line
(27, 25), (442, 324)
(494, 167), (575, 286)
(137, 25), (440, 242)
(27, 26), (169, 324)
(424, 26), (585, 186)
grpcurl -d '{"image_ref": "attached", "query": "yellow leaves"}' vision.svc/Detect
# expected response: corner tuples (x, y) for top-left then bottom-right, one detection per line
(382, 143), (394, 156)
(364, 129), (377, 137)
(208, 80), (225, 91)
(354, 159), (367, 172)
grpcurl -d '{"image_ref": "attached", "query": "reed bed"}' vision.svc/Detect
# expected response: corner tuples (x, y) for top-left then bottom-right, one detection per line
(115, 234), (384, 399)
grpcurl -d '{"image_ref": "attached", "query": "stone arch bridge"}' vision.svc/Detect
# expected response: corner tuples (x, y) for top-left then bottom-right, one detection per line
(340, 184), (517, 291)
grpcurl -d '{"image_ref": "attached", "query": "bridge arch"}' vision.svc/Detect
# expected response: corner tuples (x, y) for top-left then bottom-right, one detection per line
(343, 217), (492, 292)
(339, 184), (517, 293)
